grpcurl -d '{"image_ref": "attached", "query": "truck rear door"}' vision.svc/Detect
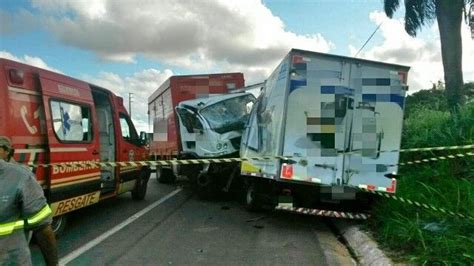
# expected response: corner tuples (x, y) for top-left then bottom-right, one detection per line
(281, 53), (407, 195)
(342, 66), (408, 193)
(39, 74), (101, 216)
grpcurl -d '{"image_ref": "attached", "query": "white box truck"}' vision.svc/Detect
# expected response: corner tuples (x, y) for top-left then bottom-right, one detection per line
(240, 49), (409, 211)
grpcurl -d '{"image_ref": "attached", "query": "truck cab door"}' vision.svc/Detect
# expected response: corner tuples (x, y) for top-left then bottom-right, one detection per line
(176, 107), (205, 156)
(38, 75), (101, 215)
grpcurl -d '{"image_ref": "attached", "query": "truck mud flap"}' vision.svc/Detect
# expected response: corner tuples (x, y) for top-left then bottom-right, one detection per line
(275, 205), (370, 220)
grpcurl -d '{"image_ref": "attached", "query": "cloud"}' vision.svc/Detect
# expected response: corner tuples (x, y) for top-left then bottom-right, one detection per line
(18, 0), (333, 83)
(1, 49), (171, 131)
(0, 9), (41, 35)
(351, 11), (474, 93)
(0, 51), (63, 73)
(83, 68), (173, 132)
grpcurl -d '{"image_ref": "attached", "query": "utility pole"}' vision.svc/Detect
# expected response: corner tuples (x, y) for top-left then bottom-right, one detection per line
(128, 92), (134, 118)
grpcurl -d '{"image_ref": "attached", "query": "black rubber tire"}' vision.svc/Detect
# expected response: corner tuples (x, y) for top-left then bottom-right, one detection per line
(132, 170), (150, 200)
(244, 180), (262, 211)
(196, 172), (215, 199)
(51, 215), (67, 238)
(157, 167), (176, 184)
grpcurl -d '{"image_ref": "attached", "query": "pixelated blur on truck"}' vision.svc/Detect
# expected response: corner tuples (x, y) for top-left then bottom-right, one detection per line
(147, 73), (245, 184)
(239, 49), (410, 211)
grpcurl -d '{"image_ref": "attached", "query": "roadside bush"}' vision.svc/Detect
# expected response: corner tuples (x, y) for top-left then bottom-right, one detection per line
(368, 103), (474, 264)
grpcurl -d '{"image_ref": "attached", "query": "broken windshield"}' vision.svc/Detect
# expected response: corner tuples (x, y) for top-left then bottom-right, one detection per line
(200, 94), (255, 134)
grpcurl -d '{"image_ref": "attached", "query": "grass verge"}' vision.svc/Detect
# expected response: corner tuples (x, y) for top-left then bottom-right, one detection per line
(367, 104), (474, 264)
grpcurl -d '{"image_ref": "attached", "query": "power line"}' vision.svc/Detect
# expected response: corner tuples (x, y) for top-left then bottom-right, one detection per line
(354, 22), (383, 58)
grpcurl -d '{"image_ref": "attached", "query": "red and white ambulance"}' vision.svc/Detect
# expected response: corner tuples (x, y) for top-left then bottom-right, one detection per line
(0, 58), (150, 234)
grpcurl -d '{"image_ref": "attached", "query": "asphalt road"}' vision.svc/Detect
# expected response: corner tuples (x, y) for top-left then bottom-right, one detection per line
(31, 175), (355, 265)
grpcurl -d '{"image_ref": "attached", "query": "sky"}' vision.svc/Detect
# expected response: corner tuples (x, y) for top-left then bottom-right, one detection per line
(1, 0), (473, 132)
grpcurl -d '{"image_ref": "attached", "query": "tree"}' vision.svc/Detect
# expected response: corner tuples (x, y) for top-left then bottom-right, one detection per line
(384, 0), (472, 110)
(404, 84), (448, 118)
(465, 82), (474, 101)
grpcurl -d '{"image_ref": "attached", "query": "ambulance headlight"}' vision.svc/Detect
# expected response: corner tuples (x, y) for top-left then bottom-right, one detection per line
(216, 143), (222, 150)
(223, 143), (228, 149)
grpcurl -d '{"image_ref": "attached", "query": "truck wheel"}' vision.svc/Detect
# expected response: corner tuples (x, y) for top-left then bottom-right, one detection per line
(51, 215), (67, 238)
(245, 180), (262, 211)
(196, 172), (215, 199)
(132, 170), (150, 200)
(156, 167), (176, 184)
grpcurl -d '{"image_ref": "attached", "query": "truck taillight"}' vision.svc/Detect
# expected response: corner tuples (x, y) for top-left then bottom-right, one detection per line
(9, 69), (24, 85)
(281, 163), (293, 179)
(386, 179), (397, 193)
(398, 71), (407, 85)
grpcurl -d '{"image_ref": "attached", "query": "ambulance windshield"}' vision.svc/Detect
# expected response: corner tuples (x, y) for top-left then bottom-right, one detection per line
(200, 94), (255, 134)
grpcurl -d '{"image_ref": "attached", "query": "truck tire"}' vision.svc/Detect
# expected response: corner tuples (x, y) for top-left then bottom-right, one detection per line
(244, 180), (262, 211)
(156, 167), (176, 184)
(196, 172), (215, 199)
(132, 170), (150, 200)
(51, 215), (67, 238)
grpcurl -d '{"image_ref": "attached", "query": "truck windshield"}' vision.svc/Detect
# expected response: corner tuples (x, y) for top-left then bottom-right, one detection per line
(200, 94), (255, 134)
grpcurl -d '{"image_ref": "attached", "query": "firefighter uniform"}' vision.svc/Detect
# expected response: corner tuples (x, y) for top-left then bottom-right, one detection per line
(0, 159), (52, 265)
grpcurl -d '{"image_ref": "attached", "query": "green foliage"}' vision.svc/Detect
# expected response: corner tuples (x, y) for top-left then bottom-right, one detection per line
(404, 88), (448, 118)
(369, 101), (474, 264)
(465, 82), (474, 100)
(404, 82), (474, 118)
(383, 0), (436, 37)
(402, 104), (474, 148)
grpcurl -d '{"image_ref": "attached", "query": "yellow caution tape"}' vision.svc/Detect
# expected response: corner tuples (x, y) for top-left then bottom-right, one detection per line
(388, 152), (474, 167)
(275, 205), (370, 220)
(338, 144), (474, 155)
(358, 187), (473, 220)
(26, 150), (473, 169)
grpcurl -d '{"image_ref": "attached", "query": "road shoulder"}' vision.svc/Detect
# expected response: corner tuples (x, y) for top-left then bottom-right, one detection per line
(331, 219), (393, 266)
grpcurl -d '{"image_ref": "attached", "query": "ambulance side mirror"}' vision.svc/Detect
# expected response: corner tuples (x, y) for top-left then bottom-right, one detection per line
(139, 131), (148, 146)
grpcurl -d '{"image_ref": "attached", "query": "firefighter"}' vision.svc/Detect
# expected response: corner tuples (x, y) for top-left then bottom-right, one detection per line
(0, 136), (14, 161)
(0, 136), (58, 266)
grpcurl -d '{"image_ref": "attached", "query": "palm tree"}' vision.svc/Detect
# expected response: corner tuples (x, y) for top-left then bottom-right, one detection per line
(384, 0), (472, 110)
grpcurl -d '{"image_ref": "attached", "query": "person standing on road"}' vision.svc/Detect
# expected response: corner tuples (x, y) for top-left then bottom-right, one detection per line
(0, 136), (58, 266)
(0, 136), (14, 162)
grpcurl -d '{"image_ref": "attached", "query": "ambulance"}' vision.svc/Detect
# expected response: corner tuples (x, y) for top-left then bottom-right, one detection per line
(0, 58), (150, 234)
(240, 49), (409, 211)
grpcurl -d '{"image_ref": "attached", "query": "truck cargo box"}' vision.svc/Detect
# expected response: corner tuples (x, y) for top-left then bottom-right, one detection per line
(240, 49), (409, 205)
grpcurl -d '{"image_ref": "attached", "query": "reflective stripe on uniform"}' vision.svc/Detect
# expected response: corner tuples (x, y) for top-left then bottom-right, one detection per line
(27, 205), (52, 225)
(0, 220), (24, 236)
(0, 205), (51, 236)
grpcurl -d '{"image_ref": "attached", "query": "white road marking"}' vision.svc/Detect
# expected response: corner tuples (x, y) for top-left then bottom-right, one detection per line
(59, 188), (183, 265)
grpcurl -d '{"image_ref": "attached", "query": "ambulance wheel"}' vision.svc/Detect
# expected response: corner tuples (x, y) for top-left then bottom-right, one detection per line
(157, 167), (176, 184)
(245, 180), (262, 211)
(132, 171), (150, 200)
(51, 215), (67, 238)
